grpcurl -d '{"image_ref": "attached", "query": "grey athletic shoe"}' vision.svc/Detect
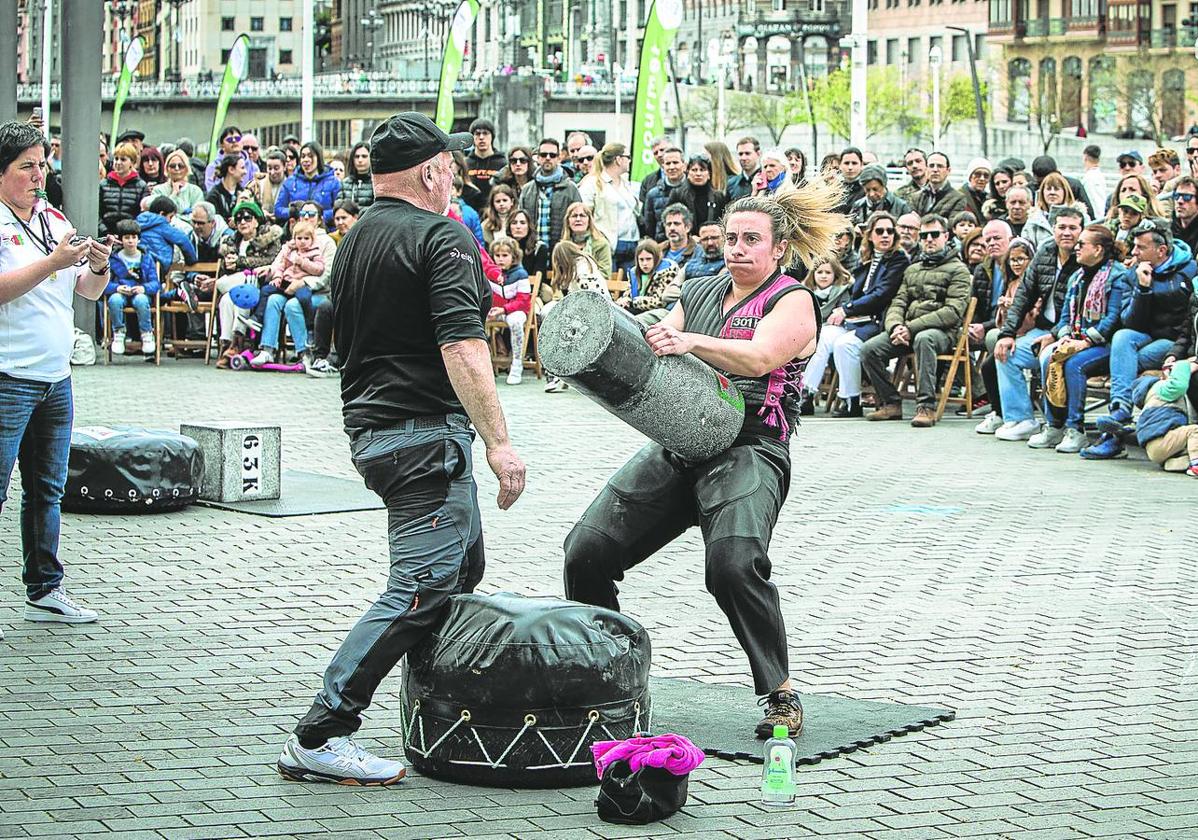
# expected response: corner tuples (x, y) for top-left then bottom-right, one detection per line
(277, 734), (406, 786)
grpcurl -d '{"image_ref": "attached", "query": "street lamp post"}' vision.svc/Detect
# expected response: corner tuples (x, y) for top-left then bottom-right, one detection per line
(360, 8), (383, 71)
(848, 0), (867, 149)
(947, 25), (987, 157)
(40, 0), (52, 137)
(302, 0), (315, 142)
(929, 45), (943, 149)
(166, 0), (188, 83)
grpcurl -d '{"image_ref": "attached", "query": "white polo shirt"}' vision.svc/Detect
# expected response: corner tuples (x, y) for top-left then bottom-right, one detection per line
(0, 199), (88, 383)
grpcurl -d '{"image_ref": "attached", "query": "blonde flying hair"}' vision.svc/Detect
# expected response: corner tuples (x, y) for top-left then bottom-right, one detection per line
(721, 177), (848, 270)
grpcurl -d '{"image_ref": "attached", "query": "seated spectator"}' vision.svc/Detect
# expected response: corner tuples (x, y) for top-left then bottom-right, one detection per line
(486, 237), (533, 385)
(1171, 175), (1198, 255)
(804, 211), (909, 418)
(1162, 282), (1198, 414)
(861, 213), (971, 427)
(981, 164), (1014, 221)
(1024, 173), (1090, 252)
(136, 195), (197, 273)
(959, 158), (992, 221)
(508, 209), (550, 277)
(850, 163), (911, 231)
(99, 142), (146, 236)
(274, 141), (341, 227)
(153, 148), (205, 218)
(138, 146), (167, 195)
(213, 201), (284, 368)
(1129, 362), (1198, 474)
(896, 212), (921, 259)
(450, 150), (485, 212)
(952, 210), (979, 244)
(106, 219), (160, 356)
(684, 222), (726, 281)
(205, 154), (245, 222)
(330, 199), (359, 244)
(250, 219), (327, 370)
(805, 256), (851, 323)
(1148, 148), (1182, 215)
(960, 228), (986, 273)
(452, 177), (485, 247)
(561, 201), (612, 276)
(1025, 224), (1132, 453)
(618, 239), (682, 322)
(1107, 194), (1147, 246)
(1003, 185), (1032, 238)
(992, 209), (1084, 440)
(1105, 174), (1165, 224)
(481, 184), (517, 246)
(1084, 219), (1196, 458)
(668, 154), (728, 229)
(660, 203), (698, 266)
(1031, 154), (1097, 219)
(187, 201), (232, 308)
(975, 236), (1037, 434)
(831, 226), (861, 273)
(544, 240), (607, 392)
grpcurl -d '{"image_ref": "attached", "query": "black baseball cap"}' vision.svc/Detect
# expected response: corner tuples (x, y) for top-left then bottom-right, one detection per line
(370, 112), (472, 175)
(116, 129), (145, 144)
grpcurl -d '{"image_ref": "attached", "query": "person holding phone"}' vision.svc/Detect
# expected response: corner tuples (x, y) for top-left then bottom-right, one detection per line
(0, 121), (114, 634)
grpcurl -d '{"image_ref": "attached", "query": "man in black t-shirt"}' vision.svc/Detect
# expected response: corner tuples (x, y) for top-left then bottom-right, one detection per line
(464, 118), (506, 212)
(279, 112), (526, 787)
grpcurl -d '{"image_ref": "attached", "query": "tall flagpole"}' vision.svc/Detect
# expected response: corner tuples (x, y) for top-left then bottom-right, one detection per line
(302, 0), (315, 142)
(40, 0), (53, 137)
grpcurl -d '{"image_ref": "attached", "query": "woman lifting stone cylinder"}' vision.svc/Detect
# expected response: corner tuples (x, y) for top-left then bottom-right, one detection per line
(545, 179), (848, 739)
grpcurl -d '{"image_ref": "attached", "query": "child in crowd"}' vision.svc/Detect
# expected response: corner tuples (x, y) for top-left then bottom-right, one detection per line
(106, 219), (160, 356)
(805, 256), (851, 321)
(249, 221), (323, 359)
(487, 237), (532, 386)
(1099, 360), (1198, 475)
(543, 241), (608, 392)
(616, 239), (680, 320)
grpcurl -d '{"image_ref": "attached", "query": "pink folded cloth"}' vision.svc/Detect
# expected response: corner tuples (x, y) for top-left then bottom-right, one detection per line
(591, 733), (706, 780)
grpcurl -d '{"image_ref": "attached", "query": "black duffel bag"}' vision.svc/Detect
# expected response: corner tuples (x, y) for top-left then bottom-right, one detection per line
(63, 426), (202, 513)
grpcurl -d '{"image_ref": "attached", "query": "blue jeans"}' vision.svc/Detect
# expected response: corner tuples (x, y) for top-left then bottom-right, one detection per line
(995, 328), (1050, 423)
(107, 292), (153, 334)
(1039, 343), (1110, 430)
(261, 290), (324, 353)
(1109, 328), (1174, 410)
(0, 374), (73, 599)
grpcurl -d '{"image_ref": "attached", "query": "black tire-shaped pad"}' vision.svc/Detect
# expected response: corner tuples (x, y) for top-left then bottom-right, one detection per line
(401, 592), (651, 788)
(63, 426), (202, 513)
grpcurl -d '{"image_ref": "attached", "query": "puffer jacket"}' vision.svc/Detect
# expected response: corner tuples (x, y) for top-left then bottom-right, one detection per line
(274, 167), (342, 226)
(1132, 364), (1193, 448)
(339, 174), (374, 210)
(98, 170), (147, 235)
(217, 224), (285, 273)
(1121, 239), (1197, 341)
(1001, 238), (1079, 339)
(640, 176), (685, 240)
(134, 211), (197, 271)
(106, 247), (160, 297)
(884, 245), (972, 335)
(1167, 289), (1198, 360)
(842, 249), (910, 340)
(970, 258), (1006, 329)
(1053, 259), (1133, 345)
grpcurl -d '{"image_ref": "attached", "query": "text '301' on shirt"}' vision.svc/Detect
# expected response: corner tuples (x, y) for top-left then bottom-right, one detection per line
(332, 196), (490, 436)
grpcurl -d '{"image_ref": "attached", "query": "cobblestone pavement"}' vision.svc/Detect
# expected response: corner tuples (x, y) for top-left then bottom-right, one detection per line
(1, 359), (1196, 840)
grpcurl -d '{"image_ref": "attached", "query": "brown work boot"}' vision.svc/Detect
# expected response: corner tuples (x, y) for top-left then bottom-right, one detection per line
(911, 406), (936, 427)
(867, 402), (903, 421)
(756, 689), (804, 738)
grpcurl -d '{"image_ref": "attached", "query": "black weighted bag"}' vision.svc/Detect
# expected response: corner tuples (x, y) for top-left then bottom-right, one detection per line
(63, 426), (202, 513)
(401, 592), (652, 788)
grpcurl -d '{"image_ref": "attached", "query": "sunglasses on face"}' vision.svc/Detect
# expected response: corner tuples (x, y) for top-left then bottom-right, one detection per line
(167, 163), (186, 170)
(1119, 160), (1137, 168)
(575, 155), (594, 163)
(538, 151), (559, 158)
(919, 230), (945, 240)
(873, 227), (896, 235)
(1188, 148), (1198, 155)
(509, 156), (529, 163)
(242, 145), (258, 152)
(299, 210), (318, 218)
(234, 213), (256, 222)
(1178, 193), (1198, 202)
(223, 134), (241, 144)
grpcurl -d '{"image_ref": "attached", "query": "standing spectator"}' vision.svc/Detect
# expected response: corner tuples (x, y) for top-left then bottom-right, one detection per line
(0, 120), (112, 627)
(115, 129), (145, 155)
(561, 202), (612, 276)
(563, 131), (591, 181)
(274, 141), (341, 227)
(330, 199), (360, 244)
(327, 159), (345, 182)
(836, 147), (865, 214)
(507, 209), (549, 277)
(1149, 148), (1182, 199)
(481, 184), (517, 246)
(637, 136), (672, 206)
(1088, 219), (1196, 453)
(753, 149), (793, 197)
(449, 152), (484, 212)
(684, 221), (727, 281)
(1004, 186), (1033, 237)
(806, 212), (909, 417)
(571, 145), (598, 182)
(1171, 175), (1198, 254)
(138, 146), (167, 195)
(861, 213), (972, 427)
(491, 145), (534, 194)
(991, 209), (1085, 440)
(1106, 173), (1166, 221)
(1187, 134), (1198, 178)
(641, 145), (686, 240)
(205, 154), (245, 222)
(726, 136), (761, 201)
(1108, 151), (1147, 214)
(895, 148), (929, 204)
(1024, 173), (1089, 252)
(1031, 154), (1096, 219)
(850, 163), (911, 229)
(282, 145), (300, 176)
(98, 142), (147, 236)
(105, 218), (160, 356)
(705, 141), (739, 193)
(519, 137), (581, 250)
(1080, 145), (1108, 214)
(204, 125), (258, 190)
(785, 147), (807, 187)
(668, 154), (728, 229)
(982, 164), (1014, 221)
(339, 142), (374, 211)
(253, 149), (290, 224)
(240, 133), (262, 170)
(914, 152), (967, 217)
(578, 143), (639, 278)
(959, 158), (992, 221)
(152, 148), (205, 217)
(464, 119), (506, 210)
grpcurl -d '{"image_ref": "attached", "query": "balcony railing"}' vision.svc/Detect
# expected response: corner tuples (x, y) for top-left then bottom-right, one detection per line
(1106, 27), (1141, 46)
(1067, 14), (1101, 29)
(1150, 27), (1198, 48)
(1024, 18), (1048, 36)
(1048, 18), (1066, 35)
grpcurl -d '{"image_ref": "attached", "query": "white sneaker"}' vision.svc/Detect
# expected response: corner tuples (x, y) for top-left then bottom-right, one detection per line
(305, 357), (333, 379)
(1056, 427), (1088, 453)
(251, 348), (276, 366)
(506, 365), (523, 385)
(140, 331), (155, 355)
(277, 734), (406, 786)
(994, 418), (1040, 441)
(545, 375), (563, 392)
(24, 586), (98, 624)
(1028, 425), (1065, 449)
(111, 329), (126, 355)
(974, 411), (1004, 435)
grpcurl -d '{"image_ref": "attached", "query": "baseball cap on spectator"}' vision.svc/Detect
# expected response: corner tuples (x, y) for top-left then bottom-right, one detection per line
(282, 133), (300, 144)
(965, 158), (993, 178)
(1132, 217), (1172, 244)
(116, 129), (145, 144)
(1118, 194), (1148, 214)
(469, 118), (496, 136)
(858, 163), (888, 186)
(370, 112), (472, 174)
(995, 156), (1026, 173)
(1117, 150), (1145, 166)
(230, 200), (264, 221)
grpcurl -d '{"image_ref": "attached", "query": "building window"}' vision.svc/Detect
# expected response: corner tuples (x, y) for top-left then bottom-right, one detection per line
(886, 38), (898, 64)
(810, 0), (825, 10)
(867, 39), (878, 65)
(908, 37), (921, 65)
(221, 48), (230, 63)
(221, 16), (235, 31)
(280, 17), (293, 32)
(250, 17), (264, 32)
(975, 33), (986, 59)
(951, 33), (966, 61)
(279, 49), (293, 64)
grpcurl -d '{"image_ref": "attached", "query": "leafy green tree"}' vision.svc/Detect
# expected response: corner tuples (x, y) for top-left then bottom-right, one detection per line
(800, 67), (926, 141)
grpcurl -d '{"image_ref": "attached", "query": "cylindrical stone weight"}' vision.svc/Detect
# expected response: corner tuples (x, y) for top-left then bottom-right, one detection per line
(540, 291), (746, 462)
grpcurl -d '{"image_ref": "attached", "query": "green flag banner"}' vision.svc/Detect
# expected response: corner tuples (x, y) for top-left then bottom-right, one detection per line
(208, 34), (250, 163)
(435, 0), (480, 132)
(630, 0), (683, 182)
(110, 36), (144, 144)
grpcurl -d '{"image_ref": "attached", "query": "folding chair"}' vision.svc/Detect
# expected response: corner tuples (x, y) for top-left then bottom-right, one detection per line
(102, 289), (163, 365)
(486, 272), (544, 379)
(932, 297), (979, 420)
(607, 269), (629, 301)
(158, 261), (220, 364)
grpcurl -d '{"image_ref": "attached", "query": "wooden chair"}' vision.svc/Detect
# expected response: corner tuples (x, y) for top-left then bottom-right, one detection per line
(158, 261), (220, 364)
(102, 289), (163, 365)
(932, 297), (979, 421)
(486, 272), (544, 379)
(607, 269), (629, 301)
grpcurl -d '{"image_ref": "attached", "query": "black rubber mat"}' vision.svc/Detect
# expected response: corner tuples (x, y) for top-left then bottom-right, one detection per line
(195, 470), (383, 517)
(650, 676), (954, 766)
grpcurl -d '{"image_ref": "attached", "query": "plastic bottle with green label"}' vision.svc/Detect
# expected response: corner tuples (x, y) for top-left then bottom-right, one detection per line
(760, 724), (796, 806)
